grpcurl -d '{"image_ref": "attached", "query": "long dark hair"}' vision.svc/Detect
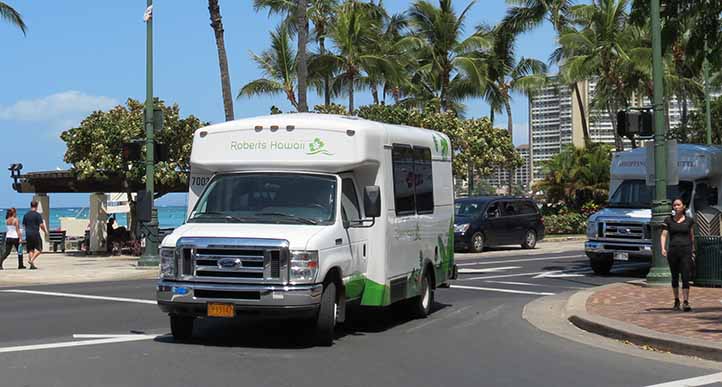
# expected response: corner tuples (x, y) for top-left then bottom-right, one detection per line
(5, 207), (16, 220)
(672, 197), (687, 216)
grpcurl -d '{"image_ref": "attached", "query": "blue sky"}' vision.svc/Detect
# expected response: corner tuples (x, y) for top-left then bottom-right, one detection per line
(0, 1), (556, 208)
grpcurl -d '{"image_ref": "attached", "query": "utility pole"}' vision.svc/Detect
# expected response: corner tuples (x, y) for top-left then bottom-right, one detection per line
(646, 0), (671, 286)
(704, 39), (713, 145)
(139, 0), (160, 267)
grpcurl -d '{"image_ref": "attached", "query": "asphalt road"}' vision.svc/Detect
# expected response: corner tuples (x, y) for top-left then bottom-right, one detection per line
(0, 241), (715, 387)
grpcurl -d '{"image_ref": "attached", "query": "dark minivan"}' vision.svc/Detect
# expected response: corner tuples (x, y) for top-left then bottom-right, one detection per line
(454, 196), (545, 253)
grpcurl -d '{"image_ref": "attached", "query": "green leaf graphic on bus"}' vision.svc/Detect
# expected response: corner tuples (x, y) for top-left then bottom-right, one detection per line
(307, 137), (334, 156)
(433, 133), (449, 160)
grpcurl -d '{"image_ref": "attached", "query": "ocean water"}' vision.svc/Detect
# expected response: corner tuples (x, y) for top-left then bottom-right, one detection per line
(3, 206), (187, 231)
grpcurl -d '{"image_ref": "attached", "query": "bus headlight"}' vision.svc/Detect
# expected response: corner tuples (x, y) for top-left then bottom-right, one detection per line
(587, 221), (597, 238)
(290, 250), (319, 283)
(160, 247), (176, 278)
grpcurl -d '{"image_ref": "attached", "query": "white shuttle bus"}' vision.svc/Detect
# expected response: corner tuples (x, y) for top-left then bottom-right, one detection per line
(585, 144), (722, 274)
(157, 113), (456, 345)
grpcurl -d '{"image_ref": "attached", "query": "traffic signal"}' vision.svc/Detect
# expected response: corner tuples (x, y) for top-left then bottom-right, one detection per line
(122, 140), (143, 162)
(616, 110), (654, 138)
(154, 141), (169, 162)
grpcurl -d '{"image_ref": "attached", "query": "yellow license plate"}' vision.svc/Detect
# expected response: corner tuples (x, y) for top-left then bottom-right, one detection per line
(207, 303), (235, 318)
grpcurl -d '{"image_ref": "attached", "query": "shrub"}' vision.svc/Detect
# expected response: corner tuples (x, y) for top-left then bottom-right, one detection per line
(543, 211), (588, 234)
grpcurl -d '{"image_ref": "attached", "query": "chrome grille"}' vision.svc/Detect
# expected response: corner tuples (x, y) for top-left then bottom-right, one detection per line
(175, 237), (289, 284)
(602, 222), (646, 240)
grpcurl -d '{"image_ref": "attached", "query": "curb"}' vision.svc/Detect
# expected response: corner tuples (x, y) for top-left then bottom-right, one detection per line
(540, 235), (586, 243)
(567, 283), (722, 362)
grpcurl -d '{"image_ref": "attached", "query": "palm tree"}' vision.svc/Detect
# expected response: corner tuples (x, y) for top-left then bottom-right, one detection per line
(557, 0), (650, 151)
(254, 0), (311, 112)
(502, 0), (592, 144)
(238, 24), (299, 110)
(308, 0), (338, 106)
(1, 2), (26, 34)
(364, 7), (410, 105)
(208, 0), (234, 121)
(407, 0), (490, 112)
(317, 1), (397, 112)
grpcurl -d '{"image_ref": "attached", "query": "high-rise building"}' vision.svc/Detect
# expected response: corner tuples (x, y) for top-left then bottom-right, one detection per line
(528, 77), (701, 181)
(482, 144), (531, 192)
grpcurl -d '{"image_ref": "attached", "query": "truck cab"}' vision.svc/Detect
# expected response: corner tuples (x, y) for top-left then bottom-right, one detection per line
(585, 144), (722, 275)
(156, 114), (456, 345)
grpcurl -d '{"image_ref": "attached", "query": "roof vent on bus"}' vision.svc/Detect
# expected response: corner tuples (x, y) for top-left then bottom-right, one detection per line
(286, 125), (295, 131)
(346, 130), (355, 137)
(270, 125), (279, 132)
(254, 126), (263, 132)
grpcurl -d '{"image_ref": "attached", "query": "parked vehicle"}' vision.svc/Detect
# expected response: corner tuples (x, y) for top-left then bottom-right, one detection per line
(454, 196), (545, 253)
(156, 113), (457, 345)
(585, 144), (722, 275)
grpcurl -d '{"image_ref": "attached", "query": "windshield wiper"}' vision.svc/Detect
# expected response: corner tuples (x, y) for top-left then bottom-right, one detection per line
(254, 212), (319, 225)
(189, 211), (247, 223)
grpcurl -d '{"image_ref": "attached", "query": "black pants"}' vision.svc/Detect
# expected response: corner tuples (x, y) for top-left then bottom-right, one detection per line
(1, 238), (23, 268)
(667, 244), (693, 289)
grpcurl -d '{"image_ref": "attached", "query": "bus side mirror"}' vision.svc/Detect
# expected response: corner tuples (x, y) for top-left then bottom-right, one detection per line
(364, 186), (381, 218)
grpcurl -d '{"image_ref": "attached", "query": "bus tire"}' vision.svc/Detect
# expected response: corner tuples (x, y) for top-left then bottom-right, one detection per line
(409, 272), (434, 318)
(315, 282), (337, 346)
(589, 253), (613, 275)
(170, 315), (194, 341)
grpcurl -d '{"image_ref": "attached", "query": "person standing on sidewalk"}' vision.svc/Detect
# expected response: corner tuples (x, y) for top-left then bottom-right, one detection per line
(22, 201), (47, 270)
(1, 208), (25, 269)
(661, 198), (696, 312)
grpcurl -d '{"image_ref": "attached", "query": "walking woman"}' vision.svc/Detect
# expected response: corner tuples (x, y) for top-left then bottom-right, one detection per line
(661, 198), (696, 312)
(1, 208), (25, 270)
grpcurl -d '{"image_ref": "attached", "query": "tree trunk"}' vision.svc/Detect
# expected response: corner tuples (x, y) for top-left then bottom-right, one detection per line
(348, 74), (355, 113)
(208, 0), (235, 121)
(320, 35), (331, 106)
(490, 109), (495, 126)
(607, 104), (624, 151)
(505, 100), (514, 195)
(468, 164), (474, 195)
(440, 67), (450, 112)
(296, 0), (309, 112)
(572, 83), (590, 145)
(371, 83), (379, 105)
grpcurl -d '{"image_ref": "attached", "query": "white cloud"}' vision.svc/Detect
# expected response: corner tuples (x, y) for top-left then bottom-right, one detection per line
(0, 91), (118, 129)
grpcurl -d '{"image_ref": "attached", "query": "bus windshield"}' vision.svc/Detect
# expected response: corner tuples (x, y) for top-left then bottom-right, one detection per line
(189, 173), (337, 225)
(608, 180), (693, 209)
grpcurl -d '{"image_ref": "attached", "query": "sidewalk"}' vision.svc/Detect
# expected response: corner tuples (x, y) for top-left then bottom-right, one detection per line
(567, 282), (722, 361)
(0, 252), (158, 287)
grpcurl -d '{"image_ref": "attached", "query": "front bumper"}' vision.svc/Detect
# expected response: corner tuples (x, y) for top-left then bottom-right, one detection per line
(454, 232), (469, 250)
(585, 240), (653, 257)
(157, 280), (323, 318)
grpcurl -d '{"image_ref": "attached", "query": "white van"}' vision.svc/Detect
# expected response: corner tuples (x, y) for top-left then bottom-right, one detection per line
(585, 144), (722, 274)
(156, 113), (456, 345)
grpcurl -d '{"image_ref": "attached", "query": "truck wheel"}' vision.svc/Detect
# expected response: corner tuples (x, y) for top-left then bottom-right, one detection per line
(409, 272), (434, 318)
(521, 229), (537, 249)
(170, 315), (194, 341)
(470, 232), (485, 253)
(589, 253), (613, 275)
(315, 282), (337, 346)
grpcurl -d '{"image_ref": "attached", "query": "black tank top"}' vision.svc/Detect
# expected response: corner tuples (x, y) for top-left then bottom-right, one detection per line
(664, 216), (695, 247)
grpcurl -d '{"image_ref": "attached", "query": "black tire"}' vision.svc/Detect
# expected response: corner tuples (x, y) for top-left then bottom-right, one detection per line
(170, 315), (194, 341)
(315, 282), (337, 346)
(409, 272), (434, 318)
(521, 229), (537, 249)
(469, 232), (485, 253)
(588, 253), (613, 275)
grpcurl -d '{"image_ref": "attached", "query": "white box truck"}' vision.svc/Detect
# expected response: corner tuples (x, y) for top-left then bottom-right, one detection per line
(585, 144), (722, 274)
(156, 113), (457, 345)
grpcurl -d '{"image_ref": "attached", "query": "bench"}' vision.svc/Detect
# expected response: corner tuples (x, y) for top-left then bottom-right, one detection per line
(49, 230), (67, 252)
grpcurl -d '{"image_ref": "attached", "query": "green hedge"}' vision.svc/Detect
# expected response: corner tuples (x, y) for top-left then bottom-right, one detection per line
(544, 212), (587, 235)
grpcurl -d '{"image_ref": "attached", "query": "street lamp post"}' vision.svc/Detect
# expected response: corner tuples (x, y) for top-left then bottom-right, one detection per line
(646, 0), (672, 286)
(704, 39), (713, 145)
(138, 0), (160, 267)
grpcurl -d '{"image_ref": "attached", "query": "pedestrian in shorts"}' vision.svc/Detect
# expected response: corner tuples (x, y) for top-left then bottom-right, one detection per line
(22, 201), (47, 270)
(1, 207), (25, 269)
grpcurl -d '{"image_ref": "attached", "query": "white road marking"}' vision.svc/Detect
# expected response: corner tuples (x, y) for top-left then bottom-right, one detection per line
(451, 284), (555, 296)
(533, 271), (585, 279)
(0, 334), (159, 354)
(457, 254), (584, 266)
(644, 371), (722, 386)
(459, 263), (649, 281)
(485, 280), (548, 287)
(458, 266), (521, 274)
(0, 289), (157, 305)
(72, 334), (151, 339)
(405, 305), (472, 333)
(460, 271), (547, 281)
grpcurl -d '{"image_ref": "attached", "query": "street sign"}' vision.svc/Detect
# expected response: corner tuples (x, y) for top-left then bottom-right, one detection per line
(645, 139), (678, 186)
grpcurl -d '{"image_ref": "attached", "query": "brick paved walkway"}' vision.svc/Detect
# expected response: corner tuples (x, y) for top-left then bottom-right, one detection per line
(587, 283), (722, 342)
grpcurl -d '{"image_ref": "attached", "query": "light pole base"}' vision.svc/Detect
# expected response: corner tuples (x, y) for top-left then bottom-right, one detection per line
(646, 199), (672, 286)
(645, 266), (671, 287)
(137, 208), (160, 267)
(137, 255), (160, 267)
